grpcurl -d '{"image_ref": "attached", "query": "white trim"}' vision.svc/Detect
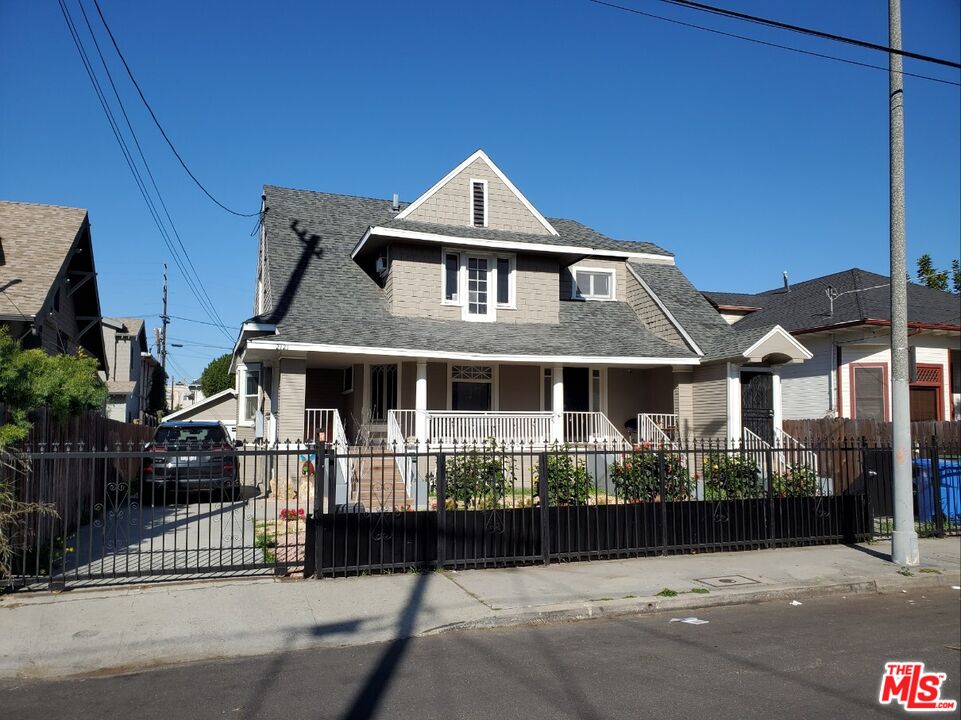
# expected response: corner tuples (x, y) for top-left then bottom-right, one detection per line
(441, 247), (515, 315)
(462, 254), (495, 322)
(238, 363), (261, 427)
(352, 225), (675, 263)
(726, 362), (741, 443)
(742, 325), (813, 361)
(626, 264), (705, 356)
(570, 266), (616, 301)
(163, 388), (237, 421)
(395, 149), (559, 236)
(772, 368), (782, 434)
(246, 338), (701, 366)
(495, 255), (516, 309)
(469, 178), (488, 228)
(440, 248), (460, 305)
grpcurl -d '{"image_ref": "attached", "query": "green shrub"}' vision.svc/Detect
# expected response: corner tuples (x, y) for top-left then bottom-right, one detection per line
(703, 453), (762, 499)
(771, 464), (821, 497)
(534, 447), (594, 506)
(610, 451), (693, 502)
(445, 442), (512, 508)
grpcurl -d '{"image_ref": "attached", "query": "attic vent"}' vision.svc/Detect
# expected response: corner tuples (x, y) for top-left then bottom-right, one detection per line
(471, 179), (487, 228)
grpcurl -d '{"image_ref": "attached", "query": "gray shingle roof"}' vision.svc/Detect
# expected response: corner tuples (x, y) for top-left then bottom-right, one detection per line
(0, 201), (88, 318)
(252, 186), (695, 360)
(701, 291), (767, 309)
(629, 261), (781, 361)
(706, 268), (961, 333)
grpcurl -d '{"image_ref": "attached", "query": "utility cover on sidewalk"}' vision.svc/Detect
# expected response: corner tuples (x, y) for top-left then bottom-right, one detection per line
(695, 575), (760, 588)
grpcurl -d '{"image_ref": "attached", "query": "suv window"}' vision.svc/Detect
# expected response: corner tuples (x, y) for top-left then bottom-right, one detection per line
(154, 425), (227, 445)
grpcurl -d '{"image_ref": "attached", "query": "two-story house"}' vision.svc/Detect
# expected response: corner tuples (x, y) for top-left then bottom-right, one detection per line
(232, 150), (810, 464)
(0, 200), (107, 369)
(100, 317), (158, 424)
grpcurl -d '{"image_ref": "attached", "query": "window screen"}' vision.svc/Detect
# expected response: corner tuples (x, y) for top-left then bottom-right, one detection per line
(853, 366), (885, 420)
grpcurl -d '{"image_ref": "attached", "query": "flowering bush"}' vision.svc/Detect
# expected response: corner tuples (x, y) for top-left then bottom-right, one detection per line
(534, 447), (594, 506)
(445, 441), (513, 509)
(279, 508), (306, 522)
(702, 453), (762, 499)
(772, 464), (821, 497)
(609, 451), (693, 502)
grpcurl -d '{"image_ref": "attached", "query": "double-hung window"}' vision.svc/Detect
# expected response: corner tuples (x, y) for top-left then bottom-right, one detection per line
(572, 268), (614, 301)
(241, 364), (260, 424)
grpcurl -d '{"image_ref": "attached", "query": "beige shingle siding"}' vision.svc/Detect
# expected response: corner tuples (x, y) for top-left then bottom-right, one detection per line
(622, 267), (688, 349)
(388, 244), (560, 324)
(691, 363), (728, 440)
(405, 157), (551, 236)
(277, 358), (306, 441)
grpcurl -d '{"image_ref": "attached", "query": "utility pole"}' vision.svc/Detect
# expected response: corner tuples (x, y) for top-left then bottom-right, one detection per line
(888, 0), (919, 566)
(160, 264), (171, 412)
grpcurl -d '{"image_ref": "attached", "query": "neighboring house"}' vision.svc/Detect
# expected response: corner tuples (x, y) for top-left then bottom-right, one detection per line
(703, 268), (961, 422)
(0, 200), (107, 368)
(231, 150), (809, 456)
(100, 317), (158, 424)
(162, 388), (238, 439)
(168, 379), (205, 411)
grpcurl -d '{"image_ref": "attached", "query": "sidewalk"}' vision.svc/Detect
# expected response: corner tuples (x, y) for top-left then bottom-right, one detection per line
(3, 538), (959, 679)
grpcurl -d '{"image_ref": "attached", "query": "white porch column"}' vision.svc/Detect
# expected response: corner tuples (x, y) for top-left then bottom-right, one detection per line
(415, 360), (428, 448)
(551, 365), (564, 444)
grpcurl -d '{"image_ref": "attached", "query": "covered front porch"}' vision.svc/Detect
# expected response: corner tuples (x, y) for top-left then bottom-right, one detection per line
(298, 359), (688, 449)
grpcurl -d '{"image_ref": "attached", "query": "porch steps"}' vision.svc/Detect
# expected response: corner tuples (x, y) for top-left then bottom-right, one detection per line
(350, 448), (412, 511)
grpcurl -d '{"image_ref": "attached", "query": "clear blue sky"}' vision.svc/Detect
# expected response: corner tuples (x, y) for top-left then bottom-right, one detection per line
(1, 0), (959, 379)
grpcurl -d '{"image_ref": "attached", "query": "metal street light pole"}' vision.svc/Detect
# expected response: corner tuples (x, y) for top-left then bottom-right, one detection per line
(888, 0), (919, 566)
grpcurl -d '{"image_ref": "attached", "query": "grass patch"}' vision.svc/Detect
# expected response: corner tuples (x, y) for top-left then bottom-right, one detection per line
(919, 568), (942, 575)
(689, 587), (710, 594)
(897, 567), (914, 577)
(622, 594), (637, 599)
(656, 588), (679, 598)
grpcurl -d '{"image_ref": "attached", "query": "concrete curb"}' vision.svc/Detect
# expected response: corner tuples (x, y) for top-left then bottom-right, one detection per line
(428, 571), (961, 636)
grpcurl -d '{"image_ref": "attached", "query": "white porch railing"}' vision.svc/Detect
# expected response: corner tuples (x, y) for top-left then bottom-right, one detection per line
(741, 427), (819, 479)
(564, 412), (631, 449)
(637, 413), (680, 450)
(384, 410), (630, 448)
(425, 411), (554, 446)
(774, 427), (819, 475)
(304, 408), (351, 504)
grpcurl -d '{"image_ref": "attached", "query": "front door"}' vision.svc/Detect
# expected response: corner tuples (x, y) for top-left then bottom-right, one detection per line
(369, 364), (397, 422)
(563, 367), (590, 412)
(741, 371), (774, 444)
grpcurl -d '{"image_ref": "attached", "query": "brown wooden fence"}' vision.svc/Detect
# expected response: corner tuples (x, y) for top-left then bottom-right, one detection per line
(783, 418), (961, 446)
(2, 409), (155, 580)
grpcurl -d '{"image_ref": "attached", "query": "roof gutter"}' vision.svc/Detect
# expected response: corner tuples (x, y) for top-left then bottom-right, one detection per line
(791, 319), (961, 335)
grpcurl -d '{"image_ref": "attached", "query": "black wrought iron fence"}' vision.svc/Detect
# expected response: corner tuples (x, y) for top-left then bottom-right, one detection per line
(307, 438), (961, 578)
(2, 442), (315, 590)
(4, 437), (957, 591)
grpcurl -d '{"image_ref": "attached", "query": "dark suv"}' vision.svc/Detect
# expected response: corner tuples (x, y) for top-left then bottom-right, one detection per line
(141, 421), (241, 504)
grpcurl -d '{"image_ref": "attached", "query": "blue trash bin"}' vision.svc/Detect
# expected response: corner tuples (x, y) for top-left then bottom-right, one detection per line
(913, 458), (961, 524)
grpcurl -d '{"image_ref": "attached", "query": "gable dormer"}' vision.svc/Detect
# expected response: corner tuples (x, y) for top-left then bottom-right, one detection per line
(395, 150), (558, 237)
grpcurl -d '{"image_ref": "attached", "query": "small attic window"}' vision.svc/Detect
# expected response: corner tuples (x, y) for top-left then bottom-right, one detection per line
(470, 179), (487, 228)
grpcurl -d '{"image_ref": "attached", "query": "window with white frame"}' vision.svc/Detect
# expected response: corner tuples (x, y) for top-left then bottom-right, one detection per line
(572, 268), (614, 300)
(470, 179), (487, 228)
(451, 365), (493, 411)
(241, 365), (260, 423)
(441, 249), (514, 320)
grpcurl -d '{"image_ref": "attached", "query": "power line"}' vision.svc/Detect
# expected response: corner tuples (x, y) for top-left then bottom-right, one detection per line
(75, 2), (233, 341)
(92, 0), (260, 218)
(653, 0), (961, 69)
(57, 0), (233, 343)
(168, 314), (235, 330)
(587, 0), (961, 87)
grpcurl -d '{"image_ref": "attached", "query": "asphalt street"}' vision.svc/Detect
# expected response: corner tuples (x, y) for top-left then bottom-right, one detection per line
(4, 588), (960, 720)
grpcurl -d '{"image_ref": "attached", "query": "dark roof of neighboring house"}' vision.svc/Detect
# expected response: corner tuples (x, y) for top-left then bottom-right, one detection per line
(703, 268), (961, 333)
(0, 201), (88, 318)
(250, 185), (696, 360)
(377, 216), (672, 257)
(701, 291), (766, 309)
(629, 261), (779, 361)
